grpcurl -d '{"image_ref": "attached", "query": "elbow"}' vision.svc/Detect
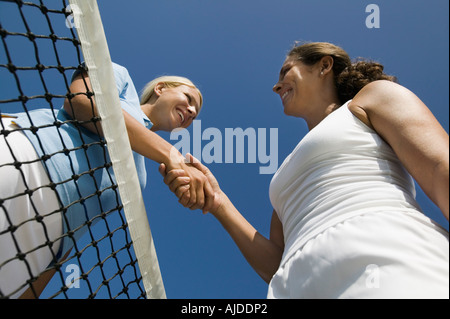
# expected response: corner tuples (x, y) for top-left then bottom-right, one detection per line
(261, 272), (276, 285)
(259, 248), (283, 284)
(259, 268), (277, 285)
(63, 96), (75, 119)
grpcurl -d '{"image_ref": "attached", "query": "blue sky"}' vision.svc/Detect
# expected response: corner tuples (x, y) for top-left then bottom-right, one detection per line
(1, 0), (448, 299)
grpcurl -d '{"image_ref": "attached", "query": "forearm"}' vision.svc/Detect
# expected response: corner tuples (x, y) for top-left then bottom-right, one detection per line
(121, 110), (184, 167)
(64, 72), (182, 165)
(212, 193), (283, 283)
(64, 95), (185, 168)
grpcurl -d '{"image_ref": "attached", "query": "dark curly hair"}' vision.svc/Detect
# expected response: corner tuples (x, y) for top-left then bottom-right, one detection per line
(288, 42), (397, 104)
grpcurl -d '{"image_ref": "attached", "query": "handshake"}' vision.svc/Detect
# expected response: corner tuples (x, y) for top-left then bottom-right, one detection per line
(159, 153), (224, 215)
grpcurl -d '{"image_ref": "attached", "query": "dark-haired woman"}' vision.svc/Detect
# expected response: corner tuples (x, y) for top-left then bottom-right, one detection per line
(160, 42), (449, 298)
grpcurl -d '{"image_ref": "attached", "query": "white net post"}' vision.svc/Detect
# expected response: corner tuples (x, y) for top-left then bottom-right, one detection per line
(69, 0), (166, 299)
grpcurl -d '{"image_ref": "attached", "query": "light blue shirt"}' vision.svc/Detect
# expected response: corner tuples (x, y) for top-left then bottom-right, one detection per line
(13, 63), (152, 256)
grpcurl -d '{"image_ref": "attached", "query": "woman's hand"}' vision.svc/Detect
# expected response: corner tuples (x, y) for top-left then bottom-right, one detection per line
(160, 154), (223, 214)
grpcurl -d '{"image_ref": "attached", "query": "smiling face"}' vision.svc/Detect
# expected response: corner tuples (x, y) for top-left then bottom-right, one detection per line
(146, 84), (201, 132)
(272, 57), (322, 118)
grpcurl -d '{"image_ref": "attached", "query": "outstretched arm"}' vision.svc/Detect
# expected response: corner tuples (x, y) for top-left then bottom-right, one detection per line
(160, 154), (284, 283)
(64, 72), (215, 211)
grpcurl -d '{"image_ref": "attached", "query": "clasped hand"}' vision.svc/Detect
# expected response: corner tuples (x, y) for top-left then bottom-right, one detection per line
(159, 153), (222, 214)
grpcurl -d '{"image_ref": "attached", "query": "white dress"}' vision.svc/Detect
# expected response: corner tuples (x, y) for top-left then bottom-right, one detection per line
(267, 101), (449, 299)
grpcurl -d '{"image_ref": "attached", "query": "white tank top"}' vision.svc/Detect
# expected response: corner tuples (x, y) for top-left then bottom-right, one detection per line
(269, 101), (423, 265)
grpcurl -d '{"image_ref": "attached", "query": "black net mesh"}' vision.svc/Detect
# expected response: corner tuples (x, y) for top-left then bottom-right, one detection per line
(0, 0), (146, 299)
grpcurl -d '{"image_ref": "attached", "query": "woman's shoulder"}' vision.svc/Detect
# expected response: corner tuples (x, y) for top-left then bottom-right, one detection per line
(348, 80), (418, 128)
(351, 80), (420, 114)
(353, 80), (414, 107)
(356, 79), (404, 98)
(111, 62), (131, 82)
(111, 62), (128, 74)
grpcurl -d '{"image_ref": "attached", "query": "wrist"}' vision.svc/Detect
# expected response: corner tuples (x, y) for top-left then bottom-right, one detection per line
(164, 148), (187, 170)
(210, 191), (230, 218)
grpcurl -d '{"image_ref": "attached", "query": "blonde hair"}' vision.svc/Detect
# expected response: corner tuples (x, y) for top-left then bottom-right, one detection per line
(140, 76), (203, 111)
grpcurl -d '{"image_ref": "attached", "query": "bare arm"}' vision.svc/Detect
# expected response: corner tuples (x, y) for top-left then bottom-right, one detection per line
(212, 197), (284, 283)
(63, 72), (214, 210)
(349, 80), (449, 220)
(63, 72), (182, 165)
(160, 155), (284, 283)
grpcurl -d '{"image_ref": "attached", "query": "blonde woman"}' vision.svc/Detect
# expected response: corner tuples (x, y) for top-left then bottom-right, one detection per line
(0, 62), (213, 298)
(162, 42), (449, 298)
